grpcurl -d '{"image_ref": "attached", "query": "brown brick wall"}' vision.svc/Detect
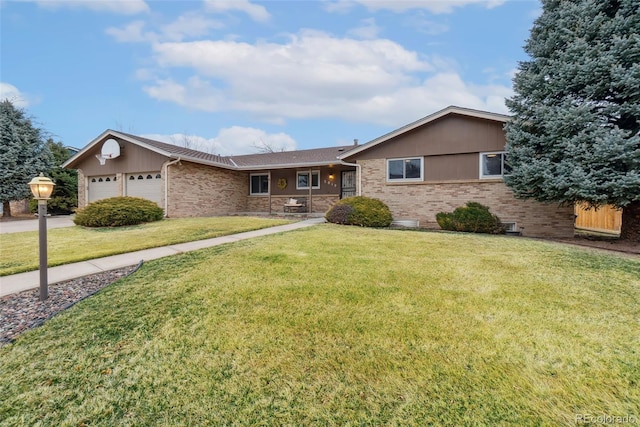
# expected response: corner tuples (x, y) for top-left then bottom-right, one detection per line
(359, 159), (575, 238)
(247, 196), (270, 212)
(167, 161), (248, 217)
(8, 199), (30, 214)
(77, 169), (86, 208)
(247, 194), (340, 214)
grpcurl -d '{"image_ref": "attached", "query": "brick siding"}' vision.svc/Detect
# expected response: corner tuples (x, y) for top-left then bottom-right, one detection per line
(247, 194), (340, 214)
(167, 161), (248, 217)
(359, 159), (575, 238)
(77, 169), (86, 208)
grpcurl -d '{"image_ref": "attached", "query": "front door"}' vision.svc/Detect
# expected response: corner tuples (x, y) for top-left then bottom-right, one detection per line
(341, 170), (356, 199)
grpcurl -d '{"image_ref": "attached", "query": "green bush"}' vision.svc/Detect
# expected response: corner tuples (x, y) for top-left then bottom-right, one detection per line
(326, 196), (392, 227)
(30, 196), (77, 215)
(325, 203), (354, 225)
(74, 197), (164, 227)
(436, 202), (504, 234)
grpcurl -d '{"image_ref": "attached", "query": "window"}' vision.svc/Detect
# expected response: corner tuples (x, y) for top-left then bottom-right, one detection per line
(250, 174), (269, 195)
(480, 152), (511, 178)
(297, 171), (320, 189)
(387, 158), (423, 181)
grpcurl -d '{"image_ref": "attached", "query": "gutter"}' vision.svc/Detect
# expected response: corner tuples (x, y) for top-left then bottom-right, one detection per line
(164, 157), (181, 217)
(339, 160), (361, 196)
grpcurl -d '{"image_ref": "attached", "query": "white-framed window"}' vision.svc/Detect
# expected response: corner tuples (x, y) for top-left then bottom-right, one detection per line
(387, 157), (423, 181)
(502, 222), (517, 232)
(297, 171), (320, 189)
(250, 173), (269, 195)
(480, 152), (511, 179)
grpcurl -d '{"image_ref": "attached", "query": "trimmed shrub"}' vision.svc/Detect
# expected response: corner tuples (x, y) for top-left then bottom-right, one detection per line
(325, 203), (354, 225)
(74, 197), (164, 227)
(436, 202), (505, 234)
(326, 196), (393, 227)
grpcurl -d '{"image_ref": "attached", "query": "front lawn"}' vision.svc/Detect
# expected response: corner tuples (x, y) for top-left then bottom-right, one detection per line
(1, 225), (638, 425)
(0, 216), (292, 276)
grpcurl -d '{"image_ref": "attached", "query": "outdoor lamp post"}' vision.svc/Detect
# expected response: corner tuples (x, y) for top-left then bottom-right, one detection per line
(28, 173), (55, 301)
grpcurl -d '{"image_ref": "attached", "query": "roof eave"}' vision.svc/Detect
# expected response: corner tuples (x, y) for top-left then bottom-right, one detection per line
(177, 156), (237, 170)
(235, 160), (340, 171)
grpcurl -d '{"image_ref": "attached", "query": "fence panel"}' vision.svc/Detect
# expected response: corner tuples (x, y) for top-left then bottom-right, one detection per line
(574, 204), (622, 234)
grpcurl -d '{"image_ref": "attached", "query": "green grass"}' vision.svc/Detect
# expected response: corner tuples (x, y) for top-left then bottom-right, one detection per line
(0, 216), (292, 276)
(1, 225), (639, 426)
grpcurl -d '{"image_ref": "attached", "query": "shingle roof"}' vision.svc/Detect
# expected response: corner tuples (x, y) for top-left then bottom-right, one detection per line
(117, 132), (235, 167)
(63, 129), (353, 170)
(230, 145), (353, 169)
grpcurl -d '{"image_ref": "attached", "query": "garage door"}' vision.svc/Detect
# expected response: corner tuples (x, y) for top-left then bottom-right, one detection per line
(126, 172), (162, 206)
(88, 175), (119, 203)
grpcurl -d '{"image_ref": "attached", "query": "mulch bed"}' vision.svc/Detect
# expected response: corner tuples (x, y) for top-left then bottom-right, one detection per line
(0, 265), (140, 347)
(555, 234), (640, 257)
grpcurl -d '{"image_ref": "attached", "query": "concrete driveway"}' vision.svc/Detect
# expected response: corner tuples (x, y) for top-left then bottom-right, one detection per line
(0, 215), (76, 234)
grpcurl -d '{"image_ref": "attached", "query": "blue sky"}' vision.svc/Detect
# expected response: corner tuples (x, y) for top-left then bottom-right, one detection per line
(1, 0), (540, 155)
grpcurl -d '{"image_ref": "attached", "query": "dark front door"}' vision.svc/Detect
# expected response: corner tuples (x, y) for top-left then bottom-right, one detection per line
(341, 170), (356, 199)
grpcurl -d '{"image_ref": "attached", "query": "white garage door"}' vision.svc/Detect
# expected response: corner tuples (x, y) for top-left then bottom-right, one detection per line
(88, 175), (119, 203)
(126, 172), (162, 206)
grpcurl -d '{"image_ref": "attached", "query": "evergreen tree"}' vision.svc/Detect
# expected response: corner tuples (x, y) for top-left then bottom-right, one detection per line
(33, 139), (78, 214)
(505, 0), (640, 241)
(0, 100), (53, 217)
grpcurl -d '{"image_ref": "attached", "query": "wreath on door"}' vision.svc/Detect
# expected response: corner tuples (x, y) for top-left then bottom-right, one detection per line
(277, 178), (288, 190)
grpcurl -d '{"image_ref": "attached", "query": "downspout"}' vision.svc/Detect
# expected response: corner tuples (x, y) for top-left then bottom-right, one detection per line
(339, 161), (361, 196)
(308, 168), (312, 214)
(268, 171), (272, 216)
(164, 158), (181, 217)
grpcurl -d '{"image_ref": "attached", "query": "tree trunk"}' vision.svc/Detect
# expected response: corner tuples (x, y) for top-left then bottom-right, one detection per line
(2, 201), (11, 218)
(620, 200), (640, 243)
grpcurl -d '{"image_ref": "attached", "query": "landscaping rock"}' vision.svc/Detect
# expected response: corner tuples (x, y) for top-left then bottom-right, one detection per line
(0, 266), (138, 346)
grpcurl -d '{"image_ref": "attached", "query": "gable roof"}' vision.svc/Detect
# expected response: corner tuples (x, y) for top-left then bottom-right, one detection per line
(63, 129), (350, 171)
(338, 105), (511, 160)
(63, 129), (235, 170)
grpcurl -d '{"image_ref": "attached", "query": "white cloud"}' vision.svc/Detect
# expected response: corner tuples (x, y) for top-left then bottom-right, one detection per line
(142, 126), (296, 156)
(151, 30), (430, 83)
(141, 30), (510, 127)
(35, 0), (149, 15)
(161, 12), (224, 41)
(0, 82), (31, 108)
(405, 13), (449, 35)
(105, 20), (153, 43)
(106, 13), (224, 43)
(203, 0), (270, 22)
(347, 18), (381, 39)
(325, 0), (506, 14)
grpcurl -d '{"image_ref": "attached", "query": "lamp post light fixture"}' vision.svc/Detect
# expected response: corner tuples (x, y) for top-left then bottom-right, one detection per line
(28, 173), (55, 301)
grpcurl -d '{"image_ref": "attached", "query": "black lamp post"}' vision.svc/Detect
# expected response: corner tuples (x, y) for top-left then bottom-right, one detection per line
(28, 173), (55, 301)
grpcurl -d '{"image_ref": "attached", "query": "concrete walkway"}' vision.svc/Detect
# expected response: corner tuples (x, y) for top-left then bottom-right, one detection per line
(0, 218), (325, 297)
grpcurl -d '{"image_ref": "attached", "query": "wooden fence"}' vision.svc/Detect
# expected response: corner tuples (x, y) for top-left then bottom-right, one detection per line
(574, 203), (622, 234)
